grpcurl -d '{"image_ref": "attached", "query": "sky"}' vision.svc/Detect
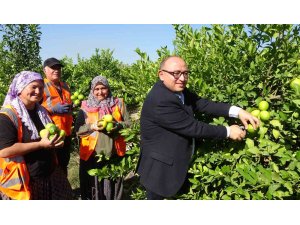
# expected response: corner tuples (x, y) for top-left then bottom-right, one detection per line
(39, 24), (202, 65)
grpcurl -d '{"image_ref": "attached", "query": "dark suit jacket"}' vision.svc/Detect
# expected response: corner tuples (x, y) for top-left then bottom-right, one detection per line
(136, 80), (231, 197)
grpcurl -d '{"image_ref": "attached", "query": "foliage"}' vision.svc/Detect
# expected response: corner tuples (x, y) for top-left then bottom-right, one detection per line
(0, 24), (42, 104)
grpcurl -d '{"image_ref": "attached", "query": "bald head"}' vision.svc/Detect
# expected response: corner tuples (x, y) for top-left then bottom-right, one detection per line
(159, 56), (187, 70)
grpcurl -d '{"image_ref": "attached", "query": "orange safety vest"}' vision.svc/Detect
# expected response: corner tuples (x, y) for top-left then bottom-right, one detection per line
(79, 99), (126, 161)
(42, 78), (73, 136)
(0, 105), (30, 200)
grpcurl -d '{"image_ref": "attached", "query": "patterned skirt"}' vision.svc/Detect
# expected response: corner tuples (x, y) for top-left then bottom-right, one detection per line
(0, 166), (74, 200)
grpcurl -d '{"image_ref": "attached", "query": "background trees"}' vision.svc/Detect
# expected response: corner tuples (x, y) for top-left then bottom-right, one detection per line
(0, 24), (42, 103)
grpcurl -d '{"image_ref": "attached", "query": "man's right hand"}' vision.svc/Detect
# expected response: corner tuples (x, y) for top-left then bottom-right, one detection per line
(52, 103), (71, 114)
(229, 125), (246, 141)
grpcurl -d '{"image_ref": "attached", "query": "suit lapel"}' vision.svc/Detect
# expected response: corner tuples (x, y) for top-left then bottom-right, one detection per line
(157, 81), (194, 116)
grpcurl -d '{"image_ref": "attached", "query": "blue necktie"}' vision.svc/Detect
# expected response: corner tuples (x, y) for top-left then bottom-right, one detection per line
(175, 93), (184, 104)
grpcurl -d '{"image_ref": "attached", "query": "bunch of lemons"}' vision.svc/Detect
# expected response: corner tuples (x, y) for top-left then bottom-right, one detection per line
(248, 100), (282, 139)
(71, 91), (85, 107)
(247, 100), (271, 133)
(97, 114), (115, 133)
(40, 123), (66, 140)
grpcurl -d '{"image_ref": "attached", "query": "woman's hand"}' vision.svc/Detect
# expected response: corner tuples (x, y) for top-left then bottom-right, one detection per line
(39, 131), (64, 149)
(110, 122), (123, 133)
(91, 122), (105, 131)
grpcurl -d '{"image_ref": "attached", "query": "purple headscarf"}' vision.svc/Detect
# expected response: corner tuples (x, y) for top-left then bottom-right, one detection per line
(2, 71), (52, 140)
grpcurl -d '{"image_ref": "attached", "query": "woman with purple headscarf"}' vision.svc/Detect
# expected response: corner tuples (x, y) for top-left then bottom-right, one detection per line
(75, 75), (130, 200)
(0, 71), (74, 200)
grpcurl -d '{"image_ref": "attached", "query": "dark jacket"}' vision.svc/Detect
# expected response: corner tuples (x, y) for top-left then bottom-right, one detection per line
(136, 80), (231, 197)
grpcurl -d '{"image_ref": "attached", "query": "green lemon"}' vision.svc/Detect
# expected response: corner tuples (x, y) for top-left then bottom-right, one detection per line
(247, 124), (256, 134)
(74, 99), (81, 106)
(45, 123), (55, 130)
(103, 114), (113, 123)
(258, 101), (269, 111)
(49, 134), (56, 141)
(251, 109), (260, 118)
(106, 122), (114, 133)
(260, 111), (271, 121)
(45, 123), (58, 135)
(39, 129), (49, 138)
(290, 78), (300, 90)
(71, 95), (77, 101)
(78, 94), (84, 100)
(59, 129), (66, 140)
(74, 91), (79, 97)
(272, 129), (280, 139)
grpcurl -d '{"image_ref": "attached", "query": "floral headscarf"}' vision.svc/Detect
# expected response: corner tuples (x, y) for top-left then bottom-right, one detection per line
(84, 75), (119, 114)
(2, 71), (52, 140)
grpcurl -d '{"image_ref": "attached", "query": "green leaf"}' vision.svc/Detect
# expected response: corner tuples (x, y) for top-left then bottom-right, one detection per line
(258, 127), (268, 139)
(270, 120), (283, 129)
(87, 169), (98, 176)
(188, 178), (200, 185)
(236, 165), (257, 185)
(257, 165), (272, 184)
(267, 183), (281, 195)
(245, 138), (255, 148)
(283, 182), (293, 194)
(221, 165), (231, 174)
(270, 162), (279, 173)
(292, 99), (300, 106)
(247, 147), (260, 155)
(124, 134), (135, 142)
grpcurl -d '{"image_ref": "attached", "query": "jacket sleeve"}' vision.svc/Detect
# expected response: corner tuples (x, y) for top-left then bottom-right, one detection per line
(154, 97), (227, 139)
(74, 109), (93, 137)
(187, 90), (231, 117)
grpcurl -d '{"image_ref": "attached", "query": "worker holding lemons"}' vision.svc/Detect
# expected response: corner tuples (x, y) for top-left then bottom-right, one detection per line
(75, 75), (130, 200)
(0, 71), (73, 200)
(41, 57), (73, 176)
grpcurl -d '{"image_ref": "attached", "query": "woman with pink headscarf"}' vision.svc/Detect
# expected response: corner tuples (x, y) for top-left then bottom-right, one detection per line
(0, 71), (73, 200)
(75, 75), (130, 200)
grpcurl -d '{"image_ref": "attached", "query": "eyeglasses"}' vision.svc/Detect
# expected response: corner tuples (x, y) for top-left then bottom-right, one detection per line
(161, 69), (189, 79)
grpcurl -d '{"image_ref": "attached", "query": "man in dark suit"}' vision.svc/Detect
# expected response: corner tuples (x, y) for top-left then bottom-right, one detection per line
(136, 56), (260, 200)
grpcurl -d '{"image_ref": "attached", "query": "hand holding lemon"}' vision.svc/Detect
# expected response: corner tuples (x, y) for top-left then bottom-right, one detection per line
(40, 123), (66, 142)
(95, 114), (116, 133)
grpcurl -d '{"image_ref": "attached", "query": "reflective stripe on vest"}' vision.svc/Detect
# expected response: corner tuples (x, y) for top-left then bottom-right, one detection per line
(79, 99), (126, 160)
(42, 79), (73, 136)
(0, 106), (31, 200)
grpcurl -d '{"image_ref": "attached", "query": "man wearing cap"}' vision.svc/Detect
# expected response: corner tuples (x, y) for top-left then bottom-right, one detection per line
(41, 57), (73, 175)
